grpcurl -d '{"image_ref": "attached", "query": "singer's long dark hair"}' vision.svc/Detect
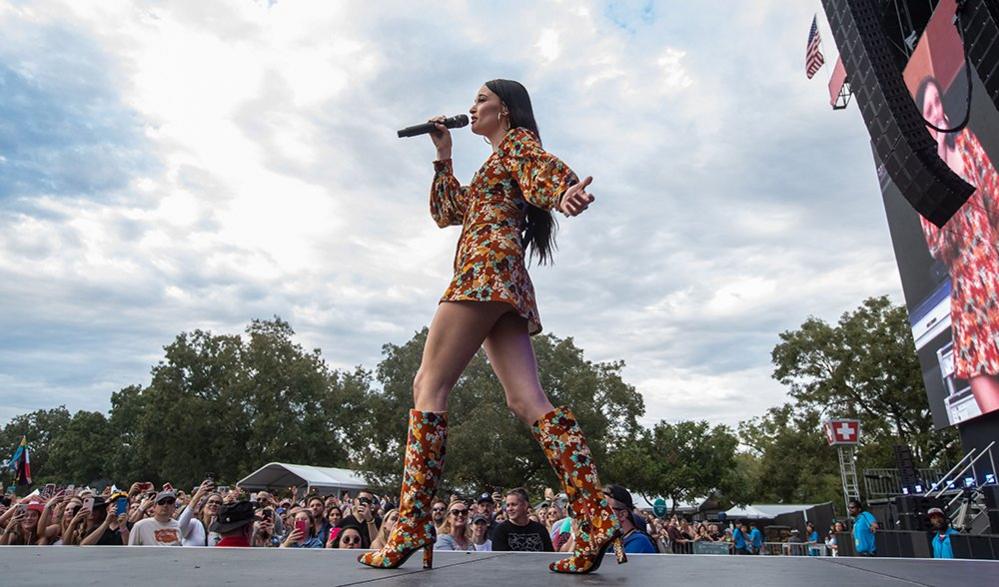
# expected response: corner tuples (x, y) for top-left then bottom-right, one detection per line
(914, 75), (957, 151)
(485, 79), (557, 265)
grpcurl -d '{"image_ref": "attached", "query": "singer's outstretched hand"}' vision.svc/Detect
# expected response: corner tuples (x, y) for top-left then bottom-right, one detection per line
(559, 176), (595, 217)
(429, 115), (452, 160)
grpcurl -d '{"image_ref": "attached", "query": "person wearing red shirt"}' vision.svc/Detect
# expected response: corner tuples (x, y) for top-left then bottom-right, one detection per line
(213, 501), (255, 548)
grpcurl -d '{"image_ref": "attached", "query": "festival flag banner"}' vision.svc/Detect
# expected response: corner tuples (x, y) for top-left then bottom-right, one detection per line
(8, 436), (32, 486)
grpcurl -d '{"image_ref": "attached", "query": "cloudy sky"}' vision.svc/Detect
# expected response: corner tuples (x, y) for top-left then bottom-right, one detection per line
(0, 0), (903, 429)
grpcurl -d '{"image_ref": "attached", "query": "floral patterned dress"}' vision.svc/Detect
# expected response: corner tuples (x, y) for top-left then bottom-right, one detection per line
(430, 127), (579, 334)
(920, 129), (999, 378)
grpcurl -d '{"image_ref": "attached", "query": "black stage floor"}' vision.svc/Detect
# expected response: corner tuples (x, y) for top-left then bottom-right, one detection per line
(0, 548), (995, 586)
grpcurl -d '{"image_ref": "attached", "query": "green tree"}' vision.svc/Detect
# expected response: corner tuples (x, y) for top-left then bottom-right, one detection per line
(604, 420), (741, 512)
(46, 411), (114, 486)
(737, 404), (842, 506)
(771, 296), (960, 469)
(355, 329), (645, 496)
(103, 317), (370, 489)
(0, 407), (72, 484)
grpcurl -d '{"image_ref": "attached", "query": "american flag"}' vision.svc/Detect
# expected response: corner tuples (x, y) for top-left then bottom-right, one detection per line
(806, 15), (825, 79)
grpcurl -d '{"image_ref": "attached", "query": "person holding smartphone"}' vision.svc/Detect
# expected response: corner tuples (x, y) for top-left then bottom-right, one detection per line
(80, 496), (128, 546)
(337, 491), (380, 548)
(3, 502), (43, 545)
(280, 509), (323, 548)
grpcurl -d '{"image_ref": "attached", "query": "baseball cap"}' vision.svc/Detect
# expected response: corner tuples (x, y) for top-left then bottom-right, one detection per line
(477, 492), (492, 504)
(154, 490), (177, 503)
(927, 507), (945, 517)
(471, 513), (489, 524)
(603, 484), (634, 510)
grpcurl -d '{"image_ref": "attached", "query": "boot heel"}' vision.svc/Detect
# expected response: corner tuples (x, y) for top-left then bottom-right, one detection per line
(422, 544), (434, 569)
(613, 537), (627, 564)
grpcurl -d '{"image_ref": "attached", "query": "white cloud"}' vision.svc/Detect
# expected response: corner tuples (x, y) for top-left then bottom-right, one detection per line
(0, 0), (904, 430)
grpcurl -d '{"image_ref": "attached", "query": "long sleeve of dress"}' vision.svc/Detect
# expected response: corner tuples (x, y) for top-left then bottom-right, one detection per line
(920, 215), (961, 265)
(962, 129), (999, 229)
(430, 158), (468, 228)
(497, 128), (579, 210)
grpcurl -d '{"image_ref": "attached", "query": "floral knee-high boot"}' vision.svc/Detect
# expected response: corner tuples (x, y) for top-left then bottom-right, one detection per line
(358, 409), (447, 569)
(531, 406), (626, 574)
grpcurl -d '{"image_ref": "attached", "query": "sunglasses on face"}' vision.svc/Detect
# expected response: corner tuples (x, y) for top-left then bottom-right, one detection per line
(432, 507), (445, 512)
(450, 509), (468, 517)
(157, 499), (176, 506)
(357, 498), (372, 506)
(473, 520), (487, 525)
(341, 536), (361, 545)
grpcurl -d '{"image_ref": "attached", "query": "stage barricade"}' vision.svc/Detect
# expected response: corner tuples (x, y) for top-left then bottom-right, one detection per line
(692, 541), (731, 555)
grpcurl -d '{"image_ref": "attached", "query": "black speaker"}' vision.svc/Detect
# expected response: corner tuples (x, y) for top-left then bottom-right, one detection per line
(982, 484), (999, 509)
(898, 512), (931, 531)
(987, 508), (999, 533)
(895, 495), (919, 514)
(836, 531), (856, 556)
(897, 532), (916, 557)
(894, 444), (920, 490)
(821, 0), (975, 226)
(877, 531), (900, 557)
(912, 532), (933, 558)
(894, 495), (946, 515)
(962, 0), (999, 110)
(951, 533), (972, 558)
(970, 534), (993, 559)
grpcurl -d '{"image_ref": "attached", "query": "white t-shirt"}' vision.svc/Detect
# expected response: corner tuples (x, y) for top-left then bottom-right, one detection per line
(128, 517), (183, 546)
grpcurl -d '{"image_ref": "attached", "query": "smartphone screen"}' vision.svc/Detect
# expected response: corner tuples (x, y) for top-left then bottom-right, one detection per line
(295, 519), (308, 541)
(83, 497), (94, 513)
(43, 483), (56, 496)
(116, 497), (128, 516)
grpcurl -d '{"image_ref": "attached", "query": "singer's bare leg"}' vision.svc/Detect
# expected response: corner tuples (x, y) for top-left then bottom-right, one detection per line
(413, 301), (512, 411)
(970, 374), (999, 413)
(483, 312), (555, 425)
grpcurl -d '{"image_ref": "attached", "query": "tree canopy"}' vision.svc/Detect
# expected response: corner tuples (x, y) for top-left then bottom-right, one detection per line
(1, 296), (955, 514)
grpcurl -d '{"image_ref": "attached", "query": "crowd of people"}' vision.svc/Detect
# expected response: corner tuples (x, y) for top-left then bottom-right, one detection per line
(0, 479), (864, 556)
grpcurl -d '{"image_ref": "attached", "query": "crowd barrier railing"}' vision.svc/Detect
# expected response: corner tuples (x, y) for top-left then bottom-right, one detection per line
(664, 540), (829, 556)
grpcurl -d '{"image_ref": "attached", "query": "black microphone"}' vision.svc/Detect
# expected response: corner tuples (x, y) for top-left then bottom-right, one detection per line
(397, 114), (469, 138)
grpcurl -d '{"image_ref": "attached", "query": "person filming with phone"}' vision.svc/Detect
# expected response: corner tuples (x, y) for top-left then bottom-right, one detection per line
(337, 491), (381, 548)
(80, 494), (129, 546)
(2, 501), (43, 545)
(280, 509), (323, 548)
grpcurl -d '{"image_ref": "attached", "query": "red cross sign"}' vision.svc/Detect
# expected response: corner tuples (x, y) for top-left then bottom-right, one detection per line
(824, 419), (861, 445)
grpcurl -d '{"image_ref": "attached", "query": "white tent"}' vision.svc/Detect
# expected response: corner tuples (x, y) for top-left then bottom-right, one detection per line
(238, 463), (369, 495)
(637, 495), (710, 514)
(723, 504), (821, 519)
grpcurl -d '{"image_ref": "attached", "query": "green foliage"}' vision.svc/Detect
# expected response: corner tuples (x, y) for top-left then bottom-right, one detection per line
(355, 329), (645, 496)
(46, 411), (113, 485)
(770, 295), (960, 469)
(604, 420), (740, 510)
(2, 295), (954, 510)
(3, 318), (374, 490)
(737, 405), (842, 506)
(0, 407), (73, 484)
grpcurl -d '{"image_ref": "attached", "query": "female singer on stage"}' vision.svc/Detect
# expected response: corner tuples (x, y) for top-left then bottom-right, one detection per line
(358, 79), (625, 574)
(916, 75), (999, 415)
